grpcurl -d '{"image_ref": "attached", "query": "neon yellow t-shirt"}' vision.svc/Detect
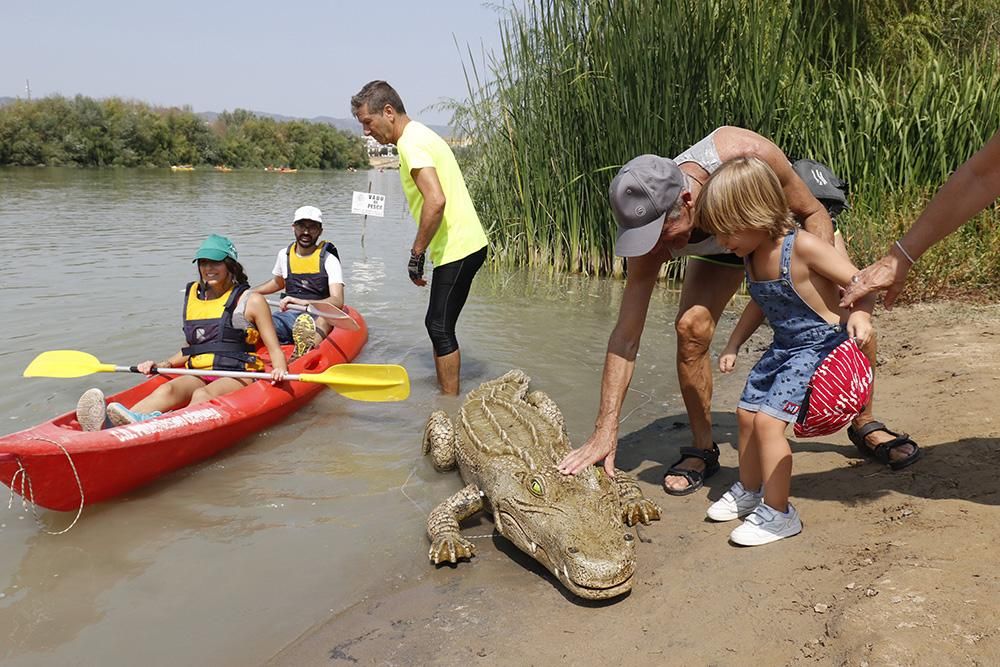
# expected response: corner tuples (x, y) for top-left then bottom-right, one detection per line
(397, 121), (488, 266)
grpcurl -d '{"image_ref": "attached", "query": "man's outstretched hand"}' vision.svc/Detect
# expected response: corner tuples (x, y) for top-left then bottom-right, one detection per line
(557, 428), (618, 477)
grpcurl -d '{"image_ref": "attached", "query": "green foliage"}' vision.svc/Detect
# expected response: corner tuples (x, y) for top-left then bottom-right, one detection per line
(456, 0), (1000, 298)
(0, 95), (369, 170)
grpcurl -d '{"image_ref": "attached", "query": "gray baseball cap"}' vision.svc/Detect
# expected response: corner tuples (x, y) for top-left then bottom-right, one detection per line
(609, 154), (686, 257)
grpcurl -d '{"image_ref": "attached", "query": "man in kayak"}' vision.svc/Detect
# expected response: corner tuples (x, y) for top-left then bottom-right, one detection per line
(252, 205), (345, 358)
(75, 235), (288, 429)
(351, 80), (488, 395)
(557, 127), (920, 493)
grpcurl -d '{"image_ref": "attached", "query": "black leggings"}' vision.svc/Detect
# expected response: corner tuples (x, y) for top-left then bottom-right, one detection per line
(425, 246), (487, 357)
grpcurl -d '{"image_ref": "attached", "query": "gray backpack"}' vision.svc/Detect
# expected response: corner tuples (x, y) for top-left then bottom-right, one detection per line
(792, 158), (850, 220)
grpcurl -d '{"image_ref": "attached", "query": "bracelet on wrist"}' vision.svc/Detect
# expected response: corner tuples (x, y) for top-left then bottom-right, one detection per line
(894, 240), (916, 265)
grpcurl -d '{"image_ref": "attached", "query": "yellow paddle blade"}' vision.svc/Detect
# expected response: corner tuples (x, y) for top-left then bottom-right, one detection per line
(23, 350), (118, 378)
(299, 363), (410, 402)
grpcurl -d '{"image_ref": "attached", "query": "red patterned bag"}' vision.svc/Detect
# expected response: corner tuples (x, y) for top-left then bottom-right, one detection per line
(794, 338), (873, 438)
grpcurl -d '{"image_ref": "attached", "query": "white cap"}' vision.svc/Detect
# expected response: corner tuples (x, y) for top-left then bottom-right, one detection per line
(293, 205), (323, 224)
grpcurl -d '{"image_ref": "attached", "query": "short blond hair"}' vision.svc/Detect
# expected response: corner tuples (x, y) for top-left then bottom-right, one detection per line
(695, 157), (795, 240)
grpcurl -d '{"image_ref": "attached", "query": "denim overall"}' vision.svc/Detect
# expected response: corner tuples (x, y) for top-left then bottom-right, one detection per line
(738, 229), (848, 423)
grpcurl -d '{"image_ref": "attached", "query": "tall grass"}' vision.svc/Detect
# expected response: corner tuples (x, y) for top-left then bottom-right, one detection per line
(456, 0), (1000, 298)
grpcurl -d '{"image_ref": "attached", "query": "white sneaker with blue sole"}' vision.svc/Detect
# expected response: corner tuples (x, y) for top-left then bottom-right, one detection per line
(729, 501), (802, 546)
(707, 481), (763, 521)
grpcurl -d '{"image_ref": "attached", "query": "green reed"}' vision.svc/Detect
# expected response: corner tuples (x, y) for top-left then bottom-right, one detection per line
(457, 0), (1000, 298)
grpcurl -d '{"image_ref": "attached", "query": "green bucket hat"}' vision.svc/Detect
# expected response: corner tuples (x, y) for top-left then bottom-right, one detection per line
(192, 234), (238, 262)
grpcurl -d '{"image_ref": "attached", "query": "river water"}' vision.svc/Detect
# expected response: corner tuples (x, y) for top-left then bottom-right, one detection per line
(0, 167), (744, 665)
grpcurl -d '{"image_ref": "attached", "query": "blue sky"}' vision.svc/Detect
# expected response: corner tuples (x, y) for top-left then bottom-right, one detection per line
(3, 1), (513, 124)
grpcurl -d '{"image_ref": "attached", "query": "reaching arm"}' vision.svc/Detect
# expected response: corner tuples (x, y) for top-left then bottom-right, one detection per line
(719, 301), (764, 373)
(727, 300), (765, 350)
(798, 233), (876, 343)
(557, 253), (661, 477)
(244, 293), (288, 379)
(841, 130), (1000, 308)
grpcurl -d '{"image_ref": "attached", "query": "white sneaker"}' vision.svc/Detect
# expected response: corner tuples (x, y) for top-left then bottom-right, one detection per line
(729, 501), (802, 546)
(706, 481), (763, 521)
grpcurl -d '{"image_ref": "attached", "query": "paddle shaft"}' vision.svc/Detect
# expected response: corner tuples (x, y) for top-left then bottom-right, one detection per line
(125, 366), (306, 382)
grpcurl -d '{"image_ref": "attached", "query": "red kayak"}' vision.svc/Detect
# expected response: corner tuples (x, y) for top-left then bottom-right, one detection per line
(0, 306), (368, 512)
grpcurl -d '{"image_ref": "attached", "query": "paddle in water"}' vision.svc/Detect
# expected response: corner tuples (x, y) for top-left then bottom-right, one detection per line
(23, 350), (409, 402)
(265, 300), (361, 332)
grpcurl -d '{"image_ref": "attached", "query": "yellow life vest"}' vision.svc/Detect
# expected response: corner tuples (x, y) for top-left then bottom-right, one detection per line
(181, 282), (262, 371)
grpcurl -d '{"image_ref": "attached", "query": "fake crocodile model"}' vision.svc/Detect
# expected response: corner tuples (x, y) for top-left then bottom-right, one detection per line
(422, 370), (660, 599)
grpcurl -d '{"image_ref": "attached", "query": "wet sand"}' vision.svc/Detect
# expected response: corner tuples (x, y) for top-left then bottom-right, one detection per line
(270, 302), (1000, 666)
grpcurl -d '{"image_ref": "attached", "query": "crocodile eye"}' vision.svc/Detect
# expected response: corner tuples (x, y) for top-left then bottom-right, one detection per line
(528, 477), (545, 497)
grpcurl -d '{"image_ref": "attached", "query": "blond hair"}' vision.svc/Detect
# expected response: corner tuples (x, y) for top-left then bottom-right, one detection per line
(695, 157), (795, 240)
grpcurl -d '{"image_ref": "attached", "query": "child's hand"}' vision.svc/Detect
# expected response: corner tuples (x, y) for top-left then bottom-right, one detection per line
(719, 347), (739, 373)
(847, 312), (873, 347)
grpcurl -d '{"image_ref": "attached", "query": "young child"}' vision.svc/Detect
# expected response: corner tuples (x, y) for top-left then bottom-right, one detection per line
(695, 157), (876, 546)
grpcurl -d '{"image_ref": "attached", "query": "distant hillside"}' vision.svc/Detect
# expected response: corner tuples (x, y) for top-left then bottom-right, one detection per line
(0, 96), (15, 107)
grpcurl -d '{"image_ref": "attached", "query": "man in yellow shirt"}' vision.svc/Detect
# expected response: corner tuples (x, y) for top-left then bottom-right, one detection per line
(352, 80), (488, 394)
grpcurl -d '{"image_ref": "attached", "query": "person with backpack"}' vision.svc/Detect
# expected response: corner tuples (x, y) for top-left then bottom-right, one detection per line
(252, 205), (345, 359)
(557, 126), (920, 494)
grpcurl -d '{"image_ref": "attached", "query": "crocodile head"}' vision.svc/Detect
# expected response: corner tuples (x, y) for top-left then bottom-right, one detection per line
(491, 466), (636, 600)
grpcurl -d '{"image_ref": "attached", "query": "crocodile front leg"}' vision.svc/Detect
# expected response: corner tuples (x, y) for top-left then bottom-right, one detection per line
(612, 470), (661, 526)
(423, 410), (458, 471)
(427, 483), (484, 564)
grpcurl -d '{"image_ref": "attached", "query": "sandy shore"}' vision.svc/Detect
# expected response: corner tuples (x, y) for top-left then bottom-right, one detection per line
(269, 302), (1000, 666)
(368, 155), (400, 170)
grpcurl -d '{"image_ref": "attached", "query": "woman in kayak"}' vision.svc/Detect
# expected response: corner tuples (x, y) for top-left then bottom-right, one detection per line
(75, 234), (288, 430)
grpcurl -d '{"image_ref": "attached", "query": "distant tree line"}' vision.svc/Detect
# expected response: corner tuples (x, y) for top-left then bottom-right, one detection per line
(0, 95), (370, 169)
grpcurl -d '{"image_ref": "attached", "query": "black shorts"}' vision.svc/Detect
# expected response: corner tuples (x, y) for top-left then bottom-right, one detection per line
(425, 245), (487, 356)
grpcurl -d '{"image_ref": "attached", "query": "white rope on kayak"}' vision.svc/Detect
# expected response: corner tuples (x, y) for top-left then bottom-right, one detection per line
(5, 437), (85, 535)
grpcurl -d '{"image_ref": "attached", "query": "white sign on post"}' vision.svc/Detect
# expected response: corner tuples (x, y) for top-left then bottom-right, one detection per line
(351, 191), (386, 217)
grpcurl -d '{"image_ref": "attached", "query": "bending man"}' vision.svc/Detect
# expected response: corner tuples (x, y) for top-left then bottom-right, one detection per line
(558, 127), (920, 494)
